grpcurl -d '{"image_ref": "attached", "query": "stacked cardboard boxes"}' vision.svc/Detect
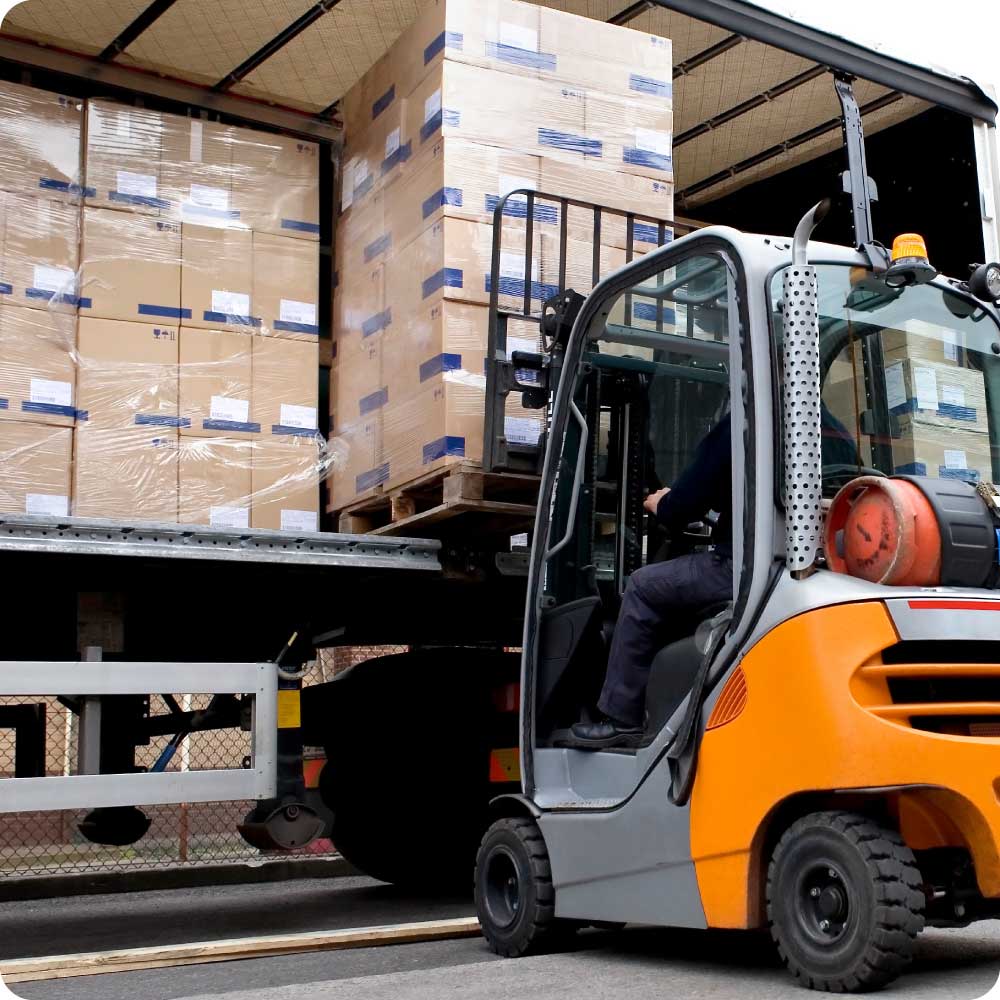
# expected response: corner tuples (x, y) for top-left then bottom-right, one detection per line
(0, 81), (82, 516)
(823, 321), (993, 482)
(330, 0), (674, 510)
(0, 84), (324, 531)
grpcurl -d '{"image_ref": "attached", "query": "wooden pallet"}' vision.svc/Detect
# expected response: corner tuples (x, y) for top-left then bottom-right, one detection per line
(334, 462), (539, 537)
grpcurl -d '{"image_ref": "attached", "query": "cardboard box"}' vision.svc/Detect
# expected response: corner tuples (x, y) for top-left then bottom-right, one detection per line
(884, 357), (988, 433)
(384, 216), (550, 314)
(327, 409), (383, 512)
(334, 261), (385, 341)
(181, 224), (257, 332)
(582, 88), (673, 182)
(539, 158), (674, 251)
(84, 101), (173, 216)
(73, 425), (178, 520)
(79, 209), (183, 324)
(2, 194), (80, 312)
(891, 421), (992, 483)
(251, 437), (320, 531)
(178, 327), (254, 437)
(882, 320), (974, 368)
(232, 130), (320, 240)
(0, 305), (77, 426)
(0, 81), (83, 203)
(344, 0), (671, 127)
(160, 117), (241, 227)
(178, 435), (252, 528)
(253, 337), (319, 440)
(252, 233), (319, 341)
(343, 90), (413, 200)
(0, 421), (72, 515)
(76, 318), (179, 428)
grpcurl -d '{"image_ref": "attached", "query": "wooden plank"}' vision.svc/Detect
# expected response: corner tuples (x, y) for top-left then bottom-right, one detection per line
(0, 917), (482, 983)
(370, 500), (537, 536)
(390, 494), (417, 521)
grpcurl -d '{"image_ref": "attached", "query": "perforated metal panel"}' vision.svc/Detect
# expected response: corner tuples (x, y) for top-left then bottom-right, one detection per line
(781, 263), (822, 575)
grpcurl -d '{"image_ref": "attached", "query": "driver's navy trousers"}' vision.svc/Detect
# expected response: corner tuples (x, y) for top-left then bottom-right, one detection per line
(598, 550), (733, 728)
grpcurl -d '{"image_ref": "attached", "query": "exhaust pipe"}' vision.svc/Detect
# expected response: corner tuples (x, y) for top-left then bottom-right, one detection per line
(783, 200), (830, 579)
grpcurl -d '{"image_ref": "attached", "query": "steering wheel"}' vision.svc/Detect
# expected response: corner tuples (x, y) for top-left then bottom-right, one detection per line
(822, 463), (886, 493)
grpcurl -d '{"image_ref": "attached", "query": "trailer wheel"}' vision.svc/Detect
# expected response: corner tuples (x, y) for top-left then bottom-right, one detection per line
(767, 810), (925, 992)
(474, 817), (573, 957)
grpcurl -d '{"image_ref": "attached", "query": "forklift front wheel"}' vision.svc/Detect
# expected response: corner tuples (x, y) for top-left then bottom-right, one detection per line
(474, 817), (573, 957)
(767, 811), (926, 992)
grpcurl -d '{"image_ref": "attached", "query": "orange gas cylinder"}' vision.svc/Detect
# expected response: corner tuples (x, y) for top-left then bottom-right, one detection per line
(824, 476), (942, 585)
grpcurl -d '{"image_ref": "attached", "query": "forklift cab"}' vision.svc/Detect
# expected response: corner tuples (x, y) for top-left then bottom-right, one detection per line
(476, 219), (1000, 992)
(531, 249), (736, 751)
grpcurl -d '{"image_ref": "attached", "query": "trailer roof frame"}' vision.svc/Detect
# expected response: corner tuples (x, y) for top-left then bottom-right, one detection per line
(648, 0), (997, 124)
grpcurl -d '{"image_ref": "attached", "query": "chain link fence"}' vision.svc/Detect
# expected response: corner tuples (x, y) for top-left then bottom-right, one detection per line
(0, 647), (406, 880)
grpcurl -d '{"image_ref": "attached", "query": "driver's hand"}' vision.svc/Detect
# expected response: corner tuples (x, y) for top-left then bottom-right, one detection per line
(644, 486), (670, 516)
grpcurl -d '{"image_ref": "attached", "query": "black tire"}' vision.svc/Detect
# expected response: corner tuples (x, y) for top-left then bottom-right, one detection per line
(474, 817), (572, 957)
(767, 811), (925, 992)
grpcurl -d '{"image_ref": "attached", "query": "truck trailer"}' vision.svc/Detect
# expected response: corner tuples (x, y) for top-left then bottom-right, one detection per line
(3, 0), (1000, 990)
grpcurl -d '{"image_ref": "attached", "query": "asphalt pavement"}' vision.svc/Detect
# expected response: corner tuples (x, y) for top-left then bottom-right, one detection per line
(2, 877), (1000, 1000)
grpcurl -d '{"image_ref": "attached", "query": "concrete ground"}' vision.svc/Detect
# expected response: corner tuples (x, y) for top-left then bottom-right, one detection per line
(2, 877), (999, 1000)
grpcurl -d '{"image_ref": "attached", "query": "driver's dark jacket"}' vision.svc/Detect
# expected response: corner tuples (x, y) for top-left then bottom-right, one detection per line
(654, 414), (732, 558)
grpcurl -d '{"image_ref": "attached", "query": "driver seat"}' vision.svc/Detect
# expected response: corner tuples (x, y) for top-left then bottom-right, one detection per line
(643, 601), (731, 738)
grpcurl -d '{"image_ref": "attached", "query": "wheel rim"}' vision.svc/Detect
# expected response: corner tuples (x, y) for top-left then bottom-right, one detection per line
(484, 846), (522, 930)
(793, 862), (853, 945)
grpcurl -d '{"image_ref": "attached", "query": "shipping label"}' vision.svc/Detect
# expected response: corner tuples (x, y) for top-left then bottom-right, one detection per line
(26, 493), (69, 517)
(30, 378), (73, 407)
(885, 361), (907, 410)
(210, 395), (250, 423)
(210, 506), (249, 530)
(280, 299), (317, 326)
(635, 128), (671, 155)
(505, 415), (543, 446)
(500, 22), (538, 51)
(279, 403), (317, 430)
(913, 366), (939, 410)
(944, 449), (968, 470)
(281, 509), (319, 532)
(189, 184), (229, 210)
(116, 170), (157, 198)
(33, 265), (75, 294)
(385, 127), (401, 158)
(211, 290), (251, 316)
(424, 89), (443, 125)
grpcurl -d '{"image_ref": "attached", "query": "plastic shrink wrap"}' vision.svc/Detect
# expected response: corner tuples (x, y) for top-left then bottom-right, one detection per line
(0, 88), (329, 531)
(330, 0), (674, 512)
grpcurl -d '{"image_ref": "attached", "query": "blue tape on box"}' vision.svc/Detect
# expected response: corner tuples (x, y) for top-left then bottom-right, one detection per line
(372, 85), (395, 120)
(484, 194), (558, 224)
(364, 232), (392, 262)
(423, 436), (466, 464)
(633, 302), (677, 325)
(138, 304), (190, 319)
(629, 73), (671, 98)
(362, 308), (392, 338)
(420, 109), (460, 143)
(424, 30), (463, 64)
(78, 297), (93, 309)
(634, 221), (672, 245)
(423, 268), (463, 298)
(110, 191), (170, 210)
(420, 353), (462, 382)
(423, 186), (463, 219)
(352, 173), (374, 201)
(381, 141), (412, 175)
(0, 283), (11, 295)
(895, 461), (981, 483)
(485, 41), (556, 71)
(538, 129), (602, 157)
(357, 463), (390, 493)
(203, 311), (262, 328)
(20, 401), (77, 419)
(274, 320), (319, 335)
(281, 219), (321, 235)
(623, 148), (672, 172)
(39, 178), (96, 198)
(134, 413), (190, 428)
(485, 275), (559, 301)
(272, 425), (320, 438)
(202, 418), (261, 433)
(359, 386), (389, 415)
(26, 289), (81, 307)
(890, 398), (978, 422)
(0, 398), (7, 409)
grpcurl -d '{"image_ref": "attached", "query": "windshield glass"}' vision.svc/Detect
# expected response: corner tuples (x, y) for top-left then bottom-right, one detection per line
(771, 264), (1000, 497)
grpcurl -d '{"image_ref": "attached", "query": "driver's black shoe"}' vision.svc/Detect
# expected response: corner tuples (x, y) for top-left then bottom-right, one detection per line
(558, 715), (643, 750)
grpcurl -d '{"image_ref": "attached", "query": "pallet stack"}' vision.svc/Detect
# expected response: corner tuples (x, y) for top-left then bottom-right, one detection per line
(0, 82), (324, 532)
(330, 0), (674, 517)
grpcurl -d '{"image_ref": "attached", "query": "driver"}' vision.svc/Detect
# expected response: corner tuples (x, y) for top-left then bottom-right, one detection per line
(568, 412), (734, 750)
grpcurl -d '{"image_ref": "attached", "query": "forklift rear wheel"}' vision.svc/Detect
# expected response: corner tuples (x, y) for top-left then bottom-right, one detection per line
(767, 811), (925, 992)
(474, 817), (573, 957)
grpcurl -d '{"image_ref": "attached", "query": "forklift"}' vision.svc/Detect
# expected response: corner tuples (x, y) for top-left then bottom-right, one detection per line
(473, 73), (1000, 991)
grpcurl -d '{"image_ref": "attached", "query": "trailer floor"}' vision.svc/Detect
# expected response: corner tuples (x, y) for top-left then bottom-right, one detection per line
(2, 877), (999, 1000)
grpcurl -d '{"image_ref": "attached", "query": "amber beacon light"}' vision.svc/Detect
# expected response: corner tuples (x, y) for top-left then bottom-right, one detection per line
(884, 232), (937, 287)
